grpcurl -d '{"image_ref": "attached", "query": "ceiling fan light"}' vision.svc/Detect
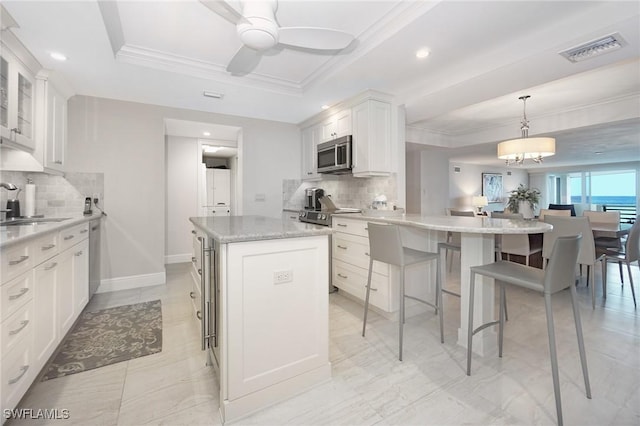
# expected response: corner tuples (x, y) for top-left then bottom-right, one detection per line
(237, 18), (278, 50)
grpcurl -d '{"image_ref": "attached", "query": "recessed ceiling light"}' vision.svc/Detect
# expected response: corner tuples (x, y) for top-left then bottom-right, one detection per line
(50, 52), (67, 61)
(321, 105), (329, 110)
(203, 131), (211, 136)
(416, 49), (430, 59)
(594, 151), (603, 155)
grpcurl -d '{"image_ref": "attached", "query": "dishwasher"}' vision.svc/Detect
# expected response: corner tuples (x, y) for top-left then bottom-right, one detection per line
(88, 219), (101, 298)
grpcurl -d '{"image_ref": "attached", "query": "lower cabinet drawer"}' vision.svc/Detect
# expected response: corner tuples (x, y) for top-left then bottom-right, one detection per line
(1, 272), (33, 322)
(1, 331), (33, 413)
(1, 243), (32, 285)
(190, 272), (202, 321)
(333, 233), (388, 275)
(1, 300), (34, 354)
(333, 259), (391, 312)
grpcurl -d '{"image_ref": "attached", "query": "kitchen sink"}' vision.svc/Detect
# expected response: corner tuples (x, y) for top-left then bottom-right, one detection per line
(0, 217), (71, 226)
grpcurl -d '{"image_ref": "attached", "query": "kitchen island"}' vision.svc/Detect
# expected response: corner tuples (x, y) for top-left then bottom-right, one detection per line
(189, 215), (332, 424)
(335, 213), (552, 356)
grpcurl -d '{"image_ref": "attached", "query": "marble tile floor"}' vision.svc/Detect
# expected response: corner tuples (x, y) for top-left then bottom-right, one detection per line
(12, 261), (639, 426)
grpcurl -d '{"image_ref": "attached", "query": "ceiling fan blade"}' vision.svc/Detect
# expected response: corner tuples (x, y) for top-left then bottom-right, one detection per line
(227, 45), (262, 75)
(199, 0), (247, 25)
(277, 27), (354, 50)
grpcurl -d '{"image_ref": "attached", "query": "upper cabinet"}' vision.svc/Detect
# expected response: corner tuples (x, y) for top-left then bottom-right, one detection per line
(320, 109), (352, 142)
(351, 99), (391, 177)
(38, 75), (68, 173)
(301, 125), (321, 181)
(0, 50), (35, 150)
(299, 90), (394, 179)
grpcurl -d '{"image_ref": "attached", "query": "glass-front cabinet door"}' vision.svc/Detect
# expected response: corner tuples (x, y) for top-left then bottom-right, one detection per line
(0, 55), (9, 136)
(0, 52), (35, 150)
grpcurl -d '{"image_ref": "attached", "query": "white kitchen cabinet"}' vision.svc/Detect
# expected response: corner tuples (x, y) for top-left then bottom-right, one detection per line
(190, 229), (204, 322)
(301, 124), (321, 180)
(320, 109), (351, 142)
(206, 168), (231, 207)
(41, 77), (67, 172)
(1, 219), (92, 416)
(33, 257), (59, 367)
(0, 50), (35, 151)
(351, 99), (392, 177)
(331, 217), (396, 312)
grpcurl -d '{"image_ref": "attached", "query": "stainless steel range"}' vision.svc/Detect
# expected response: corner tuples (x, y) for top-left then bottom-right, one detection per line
(298, 208), (361, 226)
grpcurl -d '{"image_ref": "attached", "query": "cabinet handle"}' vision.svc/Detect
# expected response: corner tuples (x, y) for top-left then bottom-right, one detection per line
(64, 235), (75, 241)
(365, 252), (370, 256)
(364, 285), (378, 292)
(191, 230), (196, 235)
(75, 251), (83, 257)
(307, 172), (312, 175)
(337, 245), (347, 250)
(190, 291), (195, 299)
(197, 236), (202, 242)
(41, 244), (56, 251)
(191, 257), (196, 263)
(10, 127), (22, 135)
(8, 365), (29, 385)
(337, 224), (347, 227)
(337, 273), (348, 279)
(196, 310), (202, 320)
(197, 269), (202, 276)
(80, 229), (88, 234)
(9, 320), (29, 336)
(44, 262), (58, 271)
(9, 288), (29, 300)
(53, 160), (62, 164)
(9, 255), (29, 266)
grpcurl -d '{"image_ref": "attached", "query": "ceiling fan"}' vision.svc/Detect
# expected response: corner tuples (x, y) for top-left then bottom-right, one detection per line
(200, 0), (355, 75)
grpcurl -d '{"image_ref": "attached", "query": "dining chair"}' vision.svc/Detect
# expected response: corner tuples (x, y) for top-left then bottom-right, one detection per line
(362, 222), (443, 361)
(539, 208), (571, 221)
(543, 216), (605, 309)
(466, 235), (591, 426)
(602, 220), (639, 308)
(490, 212), (542, 266)
(584, 210), (624, 281)
(548, 203), (577, 216)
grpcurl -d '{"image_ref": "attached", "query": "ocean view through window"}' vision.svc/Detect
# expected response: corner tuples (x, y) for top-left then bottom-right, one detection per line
(569, 170), (636, 223)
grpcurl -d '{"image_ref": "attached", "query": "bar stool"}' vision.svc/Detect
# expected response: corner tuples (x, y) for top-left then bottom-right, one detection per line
(362, 222), (443, 361)
(466, 235), (591, 426)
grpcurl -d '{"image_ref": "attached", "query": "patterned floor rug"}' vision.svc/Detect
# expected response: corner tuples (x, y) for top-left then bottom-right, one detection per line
(42, 300), (162, 381)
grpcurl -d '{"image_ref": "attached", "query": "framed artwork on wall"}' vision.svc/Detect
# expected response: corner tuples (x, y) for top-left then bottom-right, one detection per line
(482, 173), (503, 203)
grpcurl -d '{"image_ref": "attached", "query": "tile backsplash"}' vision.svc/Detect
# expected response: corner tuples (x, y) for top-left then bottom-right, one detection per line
(0, 171), (104, 217)
(283, 175), (397, 210)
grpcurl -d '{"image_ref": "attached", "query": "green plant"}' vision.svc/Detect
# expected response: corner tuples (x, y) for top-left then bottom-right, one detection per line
(506, 184), (541, 213)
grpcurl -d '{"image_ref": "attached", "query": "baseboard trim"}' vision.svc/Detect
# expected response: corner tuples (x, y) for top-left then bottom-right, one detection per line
(96, 271), (166, 294)
(165, 253), (192, 264)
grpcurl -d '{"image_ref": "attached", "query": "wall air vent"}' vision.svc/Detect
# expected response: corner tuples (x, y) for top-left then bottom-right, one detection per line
(559, 33), (626, 63)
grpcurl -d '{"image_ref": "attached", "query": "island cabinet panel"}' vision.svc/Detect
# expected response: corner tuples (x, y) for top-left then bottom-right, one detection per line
(222, 235), (330, 412)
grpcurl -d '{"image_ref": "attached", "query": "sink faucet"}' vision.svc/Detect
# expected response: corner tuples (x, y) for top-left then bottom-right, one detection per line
(0, 182), (18, 191)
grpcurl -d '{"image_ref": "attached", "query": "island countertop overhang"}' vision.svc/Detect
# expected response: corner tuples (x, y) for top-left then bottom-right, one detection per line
(189, 215), (333, 243)
(351, 213), (553, 234)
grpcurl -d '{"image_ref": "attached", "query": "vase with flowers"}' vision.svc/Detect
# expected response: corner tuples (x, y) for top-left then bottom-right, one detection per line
(506, 184), (541, 219)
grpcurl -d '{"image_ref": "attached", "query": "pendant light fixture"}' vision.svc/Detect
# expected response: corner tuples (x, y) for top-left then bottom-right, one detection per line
(497, 95), (555, 165)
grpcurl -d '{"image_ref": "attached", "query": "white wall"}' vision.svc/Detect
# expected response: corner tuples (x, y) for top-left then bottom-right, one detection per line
(66, 96), (301, 288)
(420, 149), (451, 215)
(449, 162), (528, 213)
(166, 136), (199, 263)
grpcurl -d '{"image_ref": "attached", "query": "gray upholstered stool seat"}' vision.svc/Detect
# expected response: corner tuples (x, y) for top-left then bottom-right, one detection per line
(362, 222), (443, 361)
(466, 235), (591, 426)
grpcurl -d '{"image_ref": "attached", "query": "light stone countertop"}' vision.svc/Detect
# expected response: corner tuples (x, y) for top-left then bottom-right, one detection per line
(345, 213), (553, 234)
(0, 213), (104, 249)
(190, 215), (333, 243)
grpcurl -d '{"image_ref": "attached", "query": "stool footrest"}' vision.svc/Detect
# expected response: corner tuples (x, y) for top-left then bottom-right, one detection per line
(442, 288), (461, 297)
(404, 294), (438, 311)
(473, 320), (499, 336)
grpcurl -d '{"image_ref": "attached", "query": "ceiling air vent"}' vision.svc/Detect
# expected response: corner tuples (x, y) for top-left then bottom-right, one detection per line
(559, 33), (626, 63)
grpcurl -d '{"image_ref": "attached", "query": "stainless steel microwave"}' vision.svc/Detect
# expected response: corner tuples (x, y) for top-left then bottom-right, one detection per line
(317, 135), (352, 174)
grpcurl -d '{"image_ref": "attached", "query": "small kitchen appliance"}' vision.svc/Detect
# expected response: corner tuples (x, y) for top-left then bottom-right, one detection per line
(317, 135), (352, 174)
(304, 187), (325, 211)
